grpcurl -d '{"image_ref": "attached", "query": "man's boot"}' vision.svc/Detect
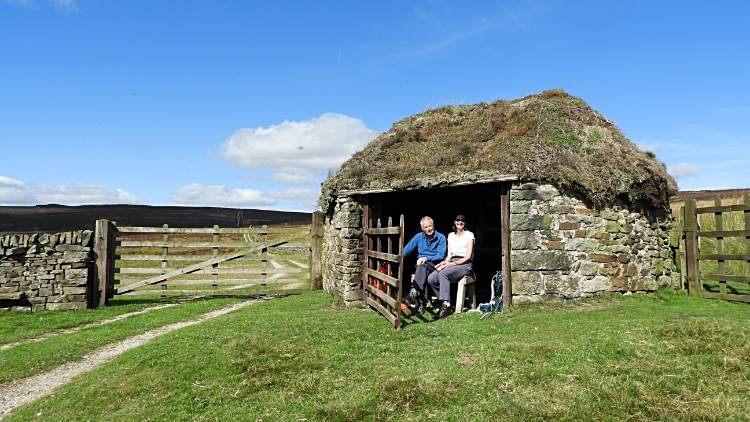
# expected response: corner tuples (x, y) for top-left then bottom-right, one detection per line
(433, 302), (453, 320)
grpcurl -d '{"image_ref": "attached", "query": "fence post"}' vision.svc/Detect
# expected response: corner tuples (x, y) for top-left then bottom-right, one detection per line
(94, 219), (116, 307)
(684, 199), (698, 296)
(310, 211), (324, 290)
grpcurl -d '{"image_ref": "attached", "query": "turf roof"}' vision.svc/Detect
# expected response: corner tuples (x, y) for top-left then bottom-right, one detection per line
(320, 89), (677, 213)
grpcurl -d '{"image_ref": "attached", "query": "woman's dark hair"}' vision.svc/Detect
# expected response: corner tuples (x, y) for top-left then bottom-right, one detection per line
(451, 211), (467, 233)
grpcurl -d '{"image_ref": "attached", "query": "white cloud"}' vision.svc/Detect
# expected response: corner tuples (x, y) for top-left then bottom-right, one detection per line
(219, 113), (375, 175)
(238, 171), (321, 185)
(170, 183), (276, 207)
(0, 176), (146, 205)
(637, 142), (663, 153)
(668, 163), (702, 179)
(267, 187), (319, 200)
(51, 0), (77, 11)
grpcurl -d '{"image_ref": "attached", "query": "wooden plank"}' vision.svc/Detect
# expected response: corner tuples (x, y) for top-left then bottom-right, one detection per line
(117, 227), (309, 234)
(694, 204), (750, 214)
(365, 268), (399, 288)
(117, 278), (308, 285)
(117, 255), (303, 261)
(500, 183), (511, 306)
(366, 296), (397, 326)
(310, 211), (323, 290)
(366, 250), (400, 263)
(695, 230), (750, 238)
(363, 204), (372, 305)
(745, 194), (750, 283)
(678, 206), (688, 291)
(94, 219), (114, 307)
(122, 288), (309, 296)
(696, 254), (750, 261)
(695, 291), (750, 303)
(396, 214), (405, 330)
(116, 228), (309, 293)
(684, 199), (699, 295)
(698, 273), (750, 283)
(364, 283), (398, 308)
(118, 241), (308, 248)
(117, 268), (302, 274)
(714, 199), (727, 295)
(338, 174), (519, 195)
(366, 227), (401, 235)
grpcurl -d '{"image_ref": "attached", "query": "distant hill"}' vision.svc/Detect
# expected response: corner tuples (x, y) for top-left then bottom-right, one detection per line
(670, 188), (750, 204)
(0, 205), (311, 233)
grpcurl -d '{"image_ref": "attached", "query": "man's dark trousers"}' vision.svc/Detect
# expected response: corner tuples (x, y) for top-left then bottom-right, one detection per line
(412, 260), (441, 304)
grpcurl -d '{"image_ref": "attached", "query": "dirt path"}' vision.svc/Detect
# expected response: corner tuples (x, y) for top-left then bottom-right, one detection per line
(0, 296), (204, 353)
(227, 260), (284, 290)
(0, 298), (267, 420)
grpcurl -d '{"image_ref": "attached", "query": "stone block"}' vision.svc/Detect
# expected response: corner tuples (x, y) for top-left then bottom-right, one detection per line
(11, 306), (31, 312)
(576, 208), (599, 216)
(65, 268), (89, 280)
(39, 288), (53, 296)
(513, 294), (564, 304)
(589, 253), (617, 263)
(5, 247), (26, 256)
(332, 211), (362, 229)
(511, 251), (573, 271)
(338, 201), (363, 213)
(657, 275), (671, 288)
(559, 222), (581, 230)
(620, 223), (634, 233)
(32, 304), (47, 312)
(510, 189), (556, 201)
(47, 295), (66, 303)
(0, 286), (19, 293)
(579, 262), (599, 276)
(510, 215), (551, 231)
(544, 274), (581, 297)
(589, 231), (610, 240)
(547, 241), (565, 250)
(55, 244), (90, 252)
(339, 228), (363, 238)
(68, 294), (87, 302)
(631, 276), (658, 291)
(510, 200), (532, 214)
(341, 288), (362, 301)
(600, 209), (619, 220)
(27, 296), (46, 304)
(650, 258), (664, 275)
(511, 271), (542, 294)
(606, 245), (629, 253)
(574, 230), (586, 238)
(599, 266), (619, 276)
(609, 277), (628, 291)
(617, 254), (630, 263)
(47, 302), (87, 311)
(81, 230), (93, 246)
(605, 221), (621, 233)
(63, 287), (87, 295)
(511, 232), (538, 250)
(0, 291), (24, 300)
(622, 263), (638, 277)
(341, 247), (364, 254)
(567, 238), (598, 252)
(581, 275), (609, 292)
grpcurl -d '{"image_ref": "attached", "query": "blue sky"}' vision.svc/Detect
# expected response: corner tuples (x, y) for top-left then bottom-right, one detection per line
(1, 1), (748, 211)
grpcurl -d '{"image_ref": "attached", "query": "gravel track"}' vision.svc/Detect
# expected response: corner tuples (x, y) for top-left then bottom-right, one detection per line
(0, 298), (267, 419)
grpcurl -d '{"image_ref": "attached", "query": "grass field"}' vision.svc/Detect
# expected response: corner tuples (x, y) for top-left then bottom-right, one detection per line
(3, 289), (750, 421)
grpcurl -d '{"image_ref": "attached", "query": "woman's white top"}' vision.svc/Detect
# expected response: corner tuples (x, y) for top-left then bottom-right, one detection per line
(448, 230), (475, 260)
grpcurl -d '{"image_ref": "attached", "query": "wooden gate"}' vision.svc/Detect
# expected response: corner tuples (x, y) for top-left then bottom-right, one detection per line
(682, 195), (750, 302)
(362, 206), (405, 329)
(94, 215), (323, 304)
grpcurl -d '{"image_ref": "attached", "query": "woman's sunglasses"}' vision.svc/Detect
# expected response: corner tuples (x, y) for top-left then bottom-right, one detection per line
(455, 219), (466, 222)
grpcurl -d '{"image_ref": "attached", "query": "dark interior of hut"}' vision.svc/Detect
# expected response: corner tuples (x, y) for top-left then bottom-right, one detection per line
(355, 182), (508, 307)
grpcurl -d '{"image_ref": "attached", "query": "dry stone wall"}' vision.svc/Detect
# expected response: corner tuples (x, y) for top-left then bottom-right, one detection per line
(0, 231), (95, 312)
(510, 182), (677, 304)
(322, 196), (364, 304)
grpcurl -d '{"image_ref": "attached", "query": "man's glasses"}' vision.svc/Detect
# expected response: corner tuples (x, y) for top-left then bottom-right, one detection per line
(455, 219), (466, 222)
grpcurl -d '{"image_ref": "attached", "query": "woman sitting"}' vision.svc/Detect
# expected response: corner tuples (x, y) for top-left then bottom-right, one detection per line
(427, 212), (474, 320)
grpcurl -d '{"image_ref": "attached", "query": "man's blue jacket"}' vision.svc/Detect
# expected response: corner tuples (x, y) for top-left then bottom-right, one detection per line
(403, 231), (447, 262)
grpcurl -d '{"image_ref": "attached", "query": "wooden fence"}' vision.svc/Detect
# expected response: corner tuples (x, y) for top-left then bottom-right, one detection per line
(94, 212), (323, 305)
(681, 195), (750, 303)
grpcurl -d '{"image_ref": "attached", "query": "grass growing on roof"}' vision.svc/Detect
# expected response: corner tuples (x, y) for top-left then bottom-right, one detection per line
(320, 89), (677, 213)
(6, 290), (750, 421)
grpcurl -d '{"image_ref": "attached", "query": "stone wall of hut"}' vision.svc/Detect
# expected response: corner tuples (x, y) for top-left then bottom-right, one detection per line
(322, 197), (364, 303)
(321, 182), (678, 306)
(510, 182), (677, 303)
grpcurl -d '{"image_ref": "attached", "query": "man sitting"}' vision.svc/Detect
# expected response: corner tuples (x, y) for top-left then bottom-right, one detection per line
(401, 216), (447, 316)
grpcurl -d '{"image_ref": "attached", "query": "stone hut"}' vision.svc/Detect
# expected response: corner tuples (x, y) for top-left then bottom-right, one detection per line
(319, 90), (679, 306)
